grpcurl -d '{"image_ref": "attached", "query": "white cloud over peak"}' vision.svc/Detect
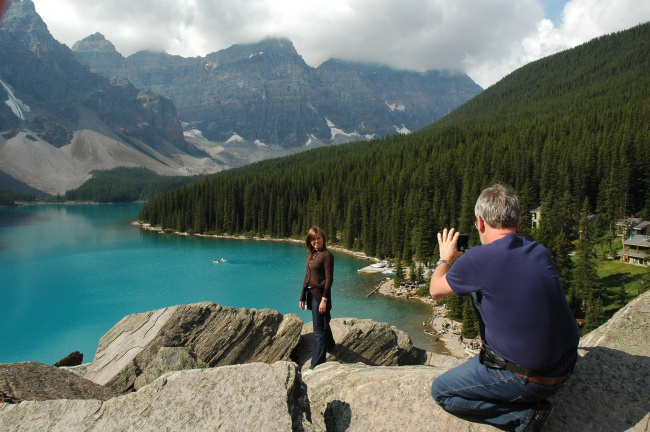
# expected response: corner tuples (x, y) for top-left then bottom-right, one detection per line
(27, 0), (650, 89)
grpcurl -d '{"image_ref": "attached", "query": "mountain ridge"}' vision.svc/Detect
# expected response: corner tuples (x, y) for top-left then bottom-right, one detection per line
(72, 33), (482, 148)
(0, 0), (228, 195)
(0, 0), (482, 196)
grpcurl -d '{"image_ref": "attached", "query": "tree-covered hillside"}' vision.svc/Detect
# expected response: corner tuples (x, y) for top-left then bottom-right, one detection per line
(140, 23), (649, 262)
(60, 167), (202, 203)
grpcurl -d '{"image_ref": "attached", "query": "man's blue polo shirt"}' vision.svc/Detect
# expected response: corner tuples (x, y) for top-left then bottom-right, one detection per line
(446, 234), (579, 375)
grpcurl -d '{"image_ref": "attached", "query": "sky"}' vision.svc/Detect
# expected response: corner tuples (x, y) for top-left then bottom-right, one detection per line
(16, 0), (650, 88)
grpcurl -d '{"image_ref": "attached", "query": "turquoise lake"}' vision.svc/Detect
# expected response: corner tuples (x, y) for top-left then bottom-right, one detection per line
(0, 203), (438, 365)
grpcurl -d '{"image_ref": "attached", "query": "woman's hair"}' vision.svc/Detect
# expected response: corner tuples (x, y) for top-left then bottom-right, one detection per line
(474, 184), (520, 229)
(306, 226), (328, 253)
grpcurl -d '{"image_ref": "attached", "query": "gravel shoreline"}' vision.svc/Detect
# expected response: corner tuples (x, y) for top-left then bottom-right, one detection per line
(375, 278), (479, 358)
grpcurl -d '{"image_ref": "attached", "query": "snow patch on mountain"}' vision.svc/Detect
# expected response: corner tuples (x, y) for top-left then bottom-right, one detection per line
(326, 118), (362, 140)
(305, 135), (325, 146)
(385, 101), (405, 112)
(394, 125), (410, 134)
(183, 129), (207, 141)
(226, 133), (246, 143)
(254, 139), (267, 147)
(1, 78), (30, 120)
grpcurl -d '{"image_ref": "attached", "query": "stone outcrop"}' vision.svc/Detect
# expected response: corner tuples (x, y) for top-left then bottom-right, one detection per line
(53, 350), (84, 367)
(0, 362), (118, 404)
(132, 347), (208, 390)
(293, 318), (427, 370)
(303, 362), (500, 432)
(0, 362), (313, 432)
(578, 289), (649, 356)
(1, 291), (648, 431)
(84, 302), (303, 393)
(543, 290), (650, 431)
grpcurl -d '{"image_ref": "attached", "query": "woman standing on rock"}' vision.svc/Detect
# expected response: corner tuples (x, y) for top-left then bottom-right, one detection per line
(300, 226), (336, 369)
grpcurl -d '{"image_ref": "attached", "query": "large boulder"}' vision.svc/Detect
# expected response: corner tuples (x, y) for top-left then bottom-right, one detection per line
(0, 361), (315, 432)
(303, 362), (500, 432)
(84, 302), (303, 393)
(544, 290), (650, 431)
(0, 362), (118, 403)
(293, 317), (428, 370)
(133, 347), (208, 390)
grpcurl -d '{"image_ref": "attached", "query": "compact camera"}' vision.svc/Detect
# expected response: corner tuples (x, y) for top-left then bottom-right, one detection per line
(457, 234), (469, 252)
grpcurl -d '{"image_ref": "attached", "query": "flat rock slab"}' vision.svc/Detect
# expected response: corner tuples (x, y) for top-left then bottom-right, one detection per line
(0, 362), (314, 432)
(303, 362), (500, 432)
(84, 302), (303, 393)
(0, 362), (118, 404)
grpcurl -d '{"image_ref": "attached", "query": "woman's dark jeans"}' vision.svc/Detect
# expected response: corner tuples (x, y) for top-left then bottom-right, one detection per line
(310, 294), (335, 369)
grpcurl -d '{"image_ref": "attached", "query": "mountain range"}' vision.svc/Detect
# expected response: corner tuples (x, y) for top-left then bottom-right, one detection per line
(72, 34), (482, 149)
(0, 0), (482, 196)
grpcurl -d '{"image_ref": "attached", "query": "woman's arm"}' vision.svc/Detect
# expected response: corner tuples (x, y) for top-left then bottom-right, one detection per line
(320, 252), (334, 313)
(300, 259), (309, 307)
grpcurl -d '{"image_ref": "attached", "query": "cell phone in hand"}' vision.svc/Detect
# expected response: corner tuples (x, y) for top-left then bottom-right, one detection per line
(457, 234), (469, 252)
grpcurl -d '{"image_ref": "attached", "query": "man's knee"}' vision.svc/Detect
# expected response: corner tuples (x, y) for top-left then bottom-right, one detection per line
(431, 378), (446, 405)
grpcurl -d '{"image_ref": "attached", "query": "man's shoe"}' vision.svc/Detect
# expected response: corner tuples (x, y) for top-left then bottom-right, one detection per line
(522, 400), (553, 432)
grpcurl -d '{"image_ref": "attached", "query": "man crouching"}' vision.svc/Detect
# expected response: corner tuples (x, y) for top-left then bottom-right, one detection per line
(430, 184), (579, 432)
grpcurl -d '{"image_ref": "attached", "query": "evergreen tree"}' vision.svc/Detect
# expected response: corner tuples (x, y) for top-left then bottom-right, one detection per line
(445, 295), (463, 321)
(394, 257), (405, 289)
(572, 199), (602, 317)
(583, 294), (606, 333)
(615, 286), (628, 309)
(517, 181), (536, 240)
(416, 200), (437, 264)
(409, 262), (417, 283)
(461, 296), (479, 339)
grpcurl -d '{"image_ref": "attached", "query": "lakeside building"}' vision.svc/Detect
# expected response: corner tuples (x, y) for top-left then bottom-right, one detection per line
(530, 207), (541, 228)
(617, 218), (650, 266)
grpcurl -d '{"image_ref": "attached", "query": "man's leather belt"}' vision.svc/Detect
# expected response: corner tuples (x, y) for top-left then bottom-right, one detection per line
(480, 343), (576, 386)
(514, 373), (568, 385)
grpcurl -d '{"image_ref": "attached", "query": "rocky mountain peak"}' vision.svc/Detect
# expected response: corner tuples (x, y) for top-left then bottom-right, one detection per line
(72, 32), (117, 53)
(0, 0), (209, 195)
(204, 37), (303, 68)
(73, 33), (482, 148)
(1, 0), (57, 53)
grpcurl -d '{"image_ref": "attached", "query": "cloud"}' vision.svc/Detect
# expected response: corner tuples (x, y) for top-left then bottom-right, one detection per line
(465, 0), (650, 87)
(30, 0), (650, 89)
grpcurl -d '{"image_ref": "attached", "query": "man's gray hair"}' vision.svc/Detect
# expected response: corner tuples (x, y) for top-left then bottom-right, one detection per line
(474, 184), (520, 229)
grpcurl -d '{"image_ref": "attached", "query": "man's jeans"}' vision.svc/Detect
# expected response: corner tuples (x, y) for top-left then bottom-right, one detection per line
(431, 354), (565, 431)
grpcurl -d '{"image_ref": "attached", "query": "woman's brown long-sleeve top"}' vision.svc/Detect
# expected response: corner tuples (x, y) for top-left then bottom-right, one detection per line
(300, 249), (334, 308)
